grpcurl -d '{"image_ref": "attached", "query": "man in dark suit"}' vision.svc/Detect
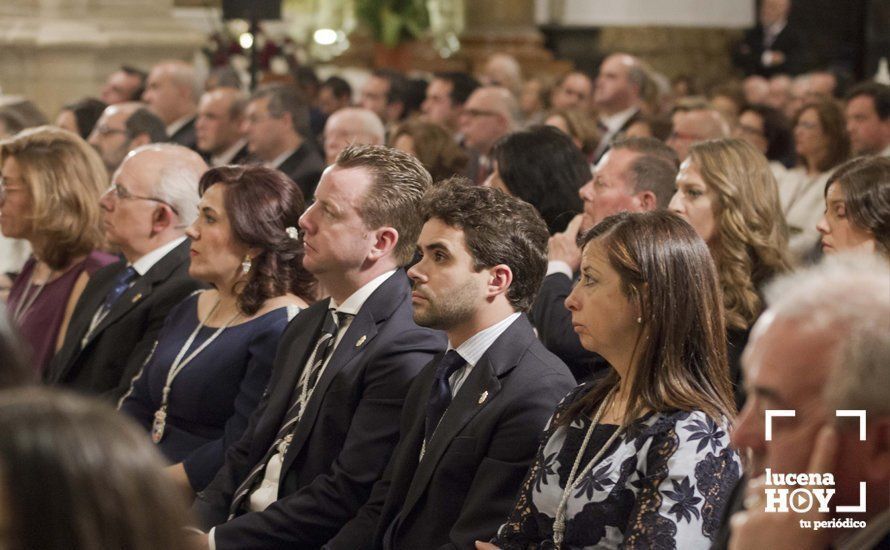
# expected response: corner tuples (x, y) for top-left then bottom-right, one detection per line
(190, 145), (446, 549)
(732, 0), (808, 77)
(196, 87), (252, 168)
(142, 60), (200, 151)
(531, 137), (677, 381)
(46, 144), (207, 400)
(326, 181), (576, 550)
(243, 84), (324, 199)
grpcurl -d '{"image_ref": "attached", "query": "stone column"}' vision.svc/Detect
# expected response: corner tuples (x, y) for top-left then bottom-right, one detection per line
(0, 0), (204, 119)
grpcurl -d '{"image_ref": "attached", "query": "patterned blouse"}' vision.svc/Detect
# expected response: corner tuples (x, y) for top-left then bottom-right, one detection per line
(494, 383), (741, 549)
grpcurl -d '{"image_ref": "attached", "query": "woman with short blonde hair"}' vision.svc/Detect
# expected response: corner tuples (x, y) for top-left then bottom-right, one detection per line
(1, 126), (115, 372)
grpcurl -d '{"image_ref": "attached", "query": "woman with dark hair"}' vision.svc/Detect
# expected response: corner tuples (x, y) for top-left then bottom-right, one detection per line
(670, 139), (792, 406)
(544, 108), (601, 159)
(778, 97), (851, 260)
(55, 97), (107, 140)
(486, 211), (740, 549)
(487, 125), (588, 234)
(390, 120), (469, 182)
(817, 155), (890, 258)
(120, 165), (314, 494)
(0, 388), (194, 550)
(734, 103), (795, 169)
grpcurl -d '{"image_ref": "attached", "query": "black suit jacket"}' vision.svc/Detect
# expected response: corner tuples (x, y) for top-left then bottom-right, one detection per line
(326, 315), (576, 550)
(529, 273), (609, 383)
(46, 240), (202, 400)
(169, 117), (198, 151)
(276, 142), (325, 200)
(732, 23), (809, 77)
(192, 270), (446, 549)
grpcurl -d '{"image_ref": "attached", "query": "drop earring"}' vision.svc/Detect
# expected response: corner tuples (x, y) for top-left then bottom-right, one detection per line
(636, 316), (642, 324)
(241, 255), (252, 274)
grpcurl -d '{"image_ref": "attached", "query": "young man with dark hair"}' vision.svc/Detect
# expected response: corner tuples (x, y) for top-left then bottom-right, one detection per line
(421, 72), (480, 134)
(845, 81), (890, 157)
(327, 179), (575, 550)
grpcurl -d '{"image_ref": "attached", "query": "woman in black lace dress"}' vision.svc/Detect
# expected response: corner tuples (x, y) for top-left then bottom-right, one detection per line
(480, 211), (741, 549)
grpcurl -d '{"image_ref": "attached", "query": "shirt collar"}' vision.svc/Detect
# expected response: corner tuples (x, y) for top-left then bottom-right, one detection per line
(266, 147), (299, 170)
(329, 269), (398, 317)
(130, 236), (187, 276)
(210, 138), (248, 167)
(599, 106), (639, 134)
(166, 115), (194, 138)
(449, 312), (521, 367)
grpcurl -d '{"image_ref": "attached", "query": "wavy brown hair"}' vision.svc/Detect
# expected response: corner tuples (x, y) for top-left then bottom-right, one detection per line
(690, 139), (792, 330)
(794, 97), (850, 173)
(198, 165), (315, 314)
(825, 156), (890, 257)
(390, 120), (468, 183)
(0, 126), (107, 270)
(562, 211), (735, 426)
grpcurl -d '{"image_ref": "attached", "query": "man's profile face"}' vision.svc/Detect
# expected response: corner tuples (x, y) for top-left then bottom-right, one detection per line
(594, 56), (632, 110)
(578, 149), (642, 231)
(196, 92), (243, 155)
(421, 78), (457, 128)
(88, 108), (133, 173)
(846, 95), (888, 156)
(359, 76), (389, 120)
(101, 71), (141, 105)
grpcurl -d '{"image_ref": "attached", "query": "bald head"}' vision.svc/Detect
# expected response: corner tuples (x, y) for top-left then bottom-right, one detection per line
(142, 60), (200, 124)
(458, 86), (519, 155)
(89, 102), (166, 173)
(481, 53), (522, 97)
(594, 53), (645, 114)
(323, 107), (386, 165)
(667, 108), (730, 161)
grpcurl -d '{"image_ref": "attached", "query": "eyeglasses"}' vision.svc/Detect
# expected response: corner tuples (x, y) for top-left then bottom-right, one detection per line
(104, 183), (179, 214)
(0, 175), (26, 202)
(92, 125), (129, 137)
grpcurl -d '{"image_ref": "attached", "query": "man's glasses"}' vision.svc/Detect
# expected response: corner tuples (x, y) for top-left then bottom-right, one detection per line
(92, 125), (129, 137)
(104, 183), (179, 215)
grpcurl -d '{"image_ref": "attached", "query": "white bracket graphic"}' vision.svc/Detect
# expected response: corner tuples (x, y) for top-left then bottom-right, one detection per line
(836, 482), (867, 513)
(836, 410), (867, 441)
(765, 410), (796, 441)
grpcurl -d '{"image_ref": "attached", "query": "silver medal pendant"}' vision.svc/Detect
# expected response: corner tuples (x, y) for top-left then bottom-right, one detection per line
(152, 408), (167, 444)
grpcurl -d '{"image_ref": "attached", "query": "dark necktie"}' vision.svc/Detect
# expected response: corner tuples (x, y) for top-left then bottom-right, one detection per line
(100, 266), (138, 316)
(228, 308), (351, 518)
(425, 350), (466, 443)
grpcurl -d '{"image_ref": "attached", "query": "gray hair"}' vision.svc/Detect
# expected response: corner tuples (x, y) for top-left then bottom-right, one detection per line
(763, 253), (890, 418)
(127, 143), (205, 226)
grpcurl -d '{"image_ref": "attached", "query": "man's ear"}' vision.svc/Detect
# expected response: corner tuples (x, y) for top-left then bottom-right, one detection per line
(366, 226), (399, 262)
(129, 133), (151, 150)
(637, 190), (658, 212)
(486, 264), (513, 300)
(150, 204), (176, 235)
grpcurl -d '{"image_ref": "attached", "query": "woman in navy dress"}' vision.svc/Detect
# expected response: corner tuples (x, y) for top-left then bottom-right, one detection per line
(120, 165), (315, 493)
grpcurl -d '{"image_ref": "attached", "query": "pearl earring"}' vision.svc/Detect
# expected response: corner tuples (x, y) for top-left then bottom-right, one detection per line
(241, 255), (252, 274)
(636, 316), (642, 324)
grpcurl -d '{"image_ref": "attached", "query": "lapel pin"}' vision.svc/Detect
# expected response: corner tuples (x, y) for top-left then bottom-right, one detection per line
(478, 390), (489, 405)
(131, 293), (143, 303)
(355, 335), (366, 348)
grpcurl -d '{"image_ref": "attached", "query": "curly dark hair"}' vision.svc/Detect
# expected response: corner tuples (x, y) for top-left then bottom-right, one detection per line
(198, 165), (315, 314)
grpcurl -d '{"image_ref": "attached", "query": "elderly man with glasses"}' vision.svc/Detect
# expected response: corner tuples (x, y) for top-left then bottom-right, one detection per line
(46, 143), (207, 401)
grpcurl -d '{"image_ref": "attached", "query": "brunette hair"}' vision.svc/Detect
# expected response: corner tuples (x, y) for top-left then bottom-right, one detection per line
(690, 139), (792, 330)
(419, 179), (550, 311)
(390, 120), (469, 182)
(0, 388), (193, 550)
(491, 125), (588, 234)
(794, 97), (850, 173)
(0, 126), (107, 270)
(199, 165), (315, 314)
(545, 108), (601, 156)
(60, 97), (107, 139)
(562, 211), (735, 426)
(824, 156), (890, 257)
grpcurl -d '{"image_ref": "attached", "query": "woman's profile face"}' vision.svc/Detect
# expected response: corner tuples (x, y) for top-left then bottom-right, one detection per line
(794, 107), (828, 161)
(564, 240), (639, 366)
(816, 182), (875, 254)
(185, 183), (252, 288)
(669, 159), (717, 245)
(0, 156), (34, 240)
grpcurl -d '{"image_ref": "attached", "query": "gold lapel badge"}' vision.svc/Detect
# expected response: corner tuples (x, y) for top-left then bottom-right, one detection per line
(131, 293), (143, 303)
(478, 390), (489, 405)
(355, 335), (367, 348)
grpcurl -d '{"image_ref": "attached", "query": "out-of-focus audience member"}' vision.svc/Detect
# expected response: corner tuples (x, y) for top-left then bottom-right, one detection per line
(479, 52), (523, 98)
(359, 69), (409, 129)
(785, 73), (811, 119)
(766, 74), (792, 112)
(487, 125), (586, 234)
(742, 75), (771, 105)
(390, 119), (468, 182)
(120, 166), (313, 494)
(710, 83), (746, 124)
(592, 53), (645, 160)
(519, 76), (550, 123)
(491, 211), (740, 549)
(88, 102), (167, 174)
(549, 71), (594, 115)
(0, 311), (33, 388)
(544, 108), (601, 160)
(46, 144), (206, 400)
(734, 103), (795, 169)
(143, 60), (200, 150)
(0, 108), (26, 139)
(668, 106), (731, 161)
(623, 113), (673, 142)
(844, 81), (890, 157)
(243, 84), (324, 199)
(421, 71), (480, 135)
(2, 126), (115, 374)
(0, 388), (195, 550)
(323, 107), (385, 166)
(817, 156), (890, 257)
(459, 86), (520, 184)
(402, 77), (428, 120)
(779, 96), (850, 260)
(727, 253), (890, 550)
(670, 139), (792, 406)
(100, 65), (148, 105)
(196, 87), (251, 167)
(732, 0), (808, 77)
(318, 76), (353, 117)
(55, 97), (106, 140)
(809, 69), (839, 98)
(204, 66), (242, 92)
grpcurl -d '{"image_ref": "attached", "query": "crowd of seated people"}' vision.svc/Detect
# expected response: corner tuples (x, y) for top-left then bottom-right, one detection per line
(0, 45), (889, 550)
